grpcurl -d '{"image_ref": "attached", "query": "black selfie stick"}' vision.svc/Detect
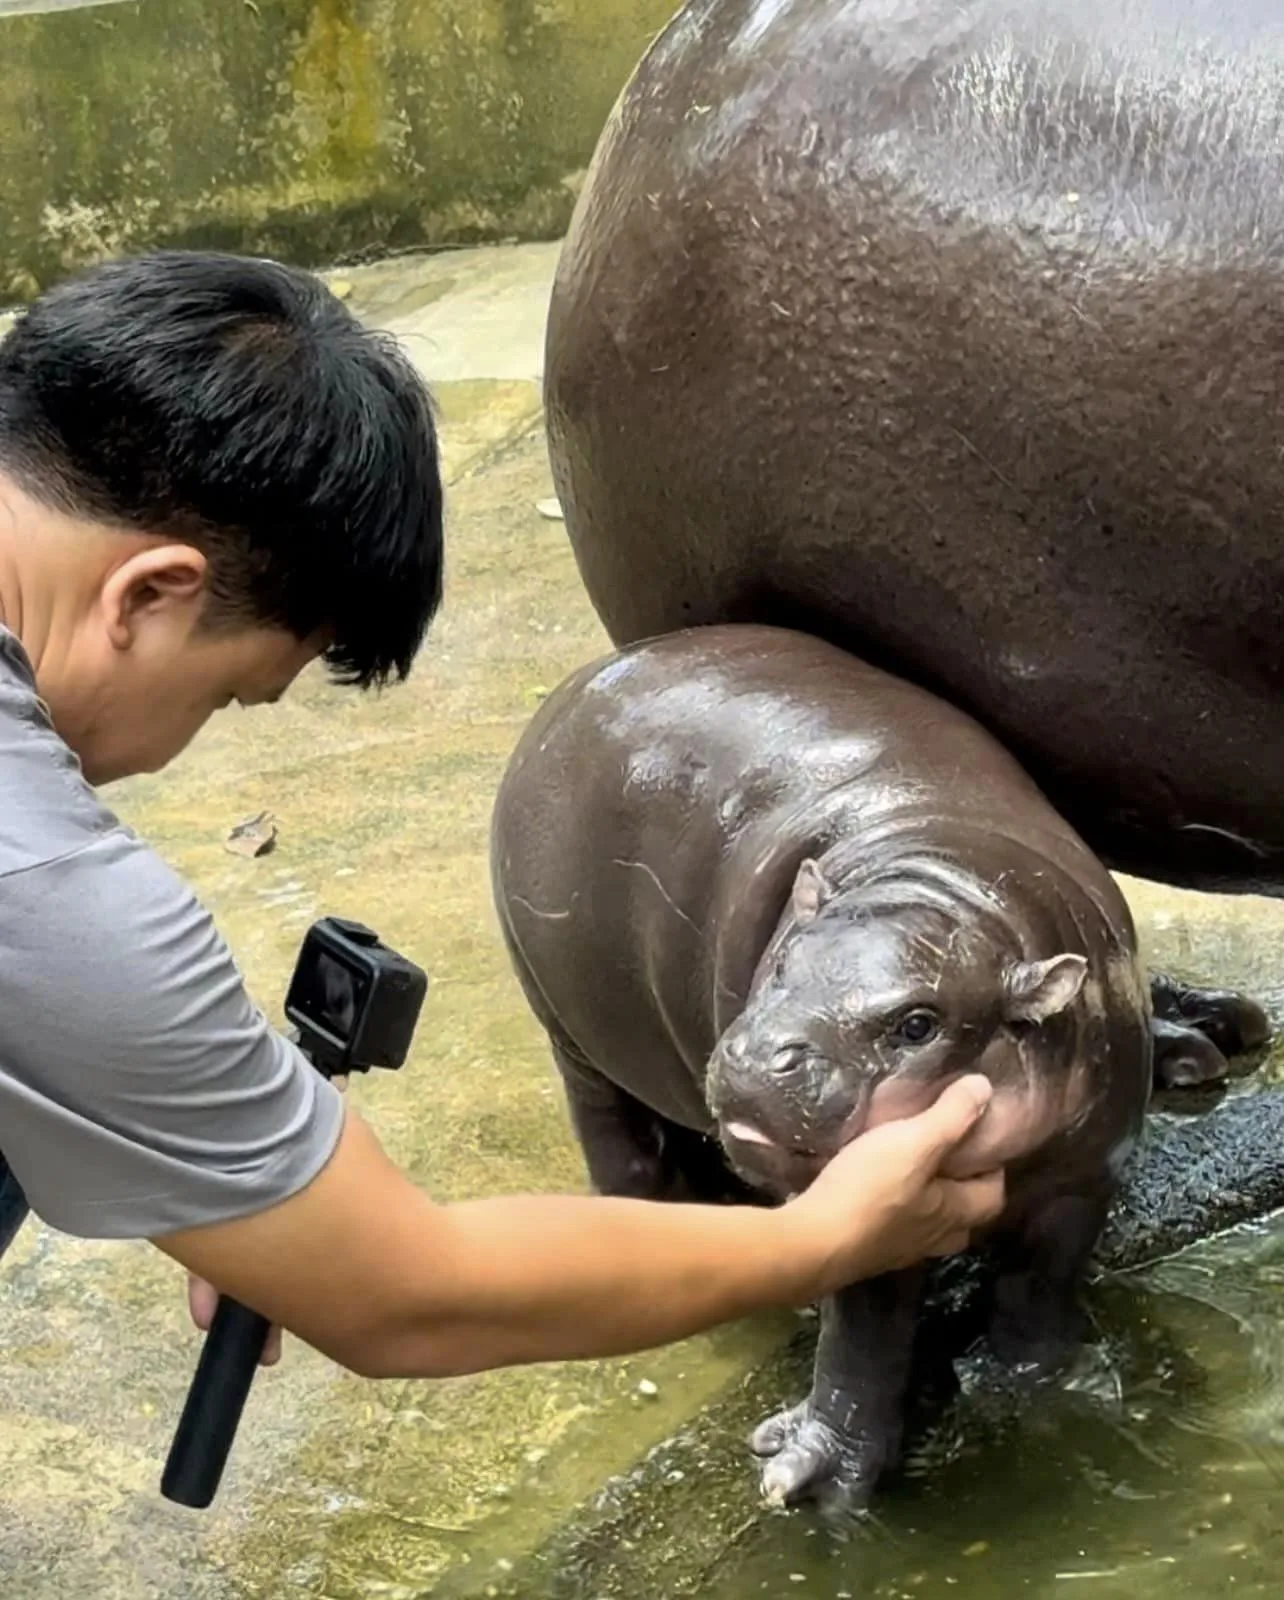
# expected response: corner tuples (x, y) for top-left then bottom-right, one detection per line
(160, 1284), (282, 1509)
(160, 1040), (336, 1510)
(161, 918), (427, 1509)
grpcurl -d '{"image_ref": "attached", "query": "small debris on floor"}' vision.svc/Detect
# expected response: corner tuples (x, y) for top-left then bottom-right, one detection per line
(224, 810), (278, 858)
(536, 496), (565, 521)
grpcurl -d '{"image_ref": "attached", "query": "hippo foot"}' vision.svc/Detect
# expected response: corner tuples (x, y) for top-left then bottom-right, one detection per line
(1151, 1018), (1235, 1091)
(750, 1401), (886, 1514)
(1149, 974), (1272, 1070)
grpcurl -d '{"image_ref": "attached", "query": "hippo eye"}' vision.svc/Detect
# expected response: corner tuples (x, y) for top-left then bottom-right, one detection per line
(890, 1008), (940, 1048)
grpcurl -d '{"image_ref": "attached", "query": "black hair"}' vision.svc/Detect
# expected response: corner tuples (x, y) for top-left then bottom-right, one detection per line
(0, 250), (443, 688)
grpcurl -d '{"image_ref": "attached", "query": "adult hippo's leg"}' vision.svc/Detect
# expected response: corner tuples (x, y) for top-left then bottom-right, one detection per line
(1147, 973), (1272, 1090)
(1151, 1017), (1242, 1091)
(751, 1267), (927, 1512)
(551, 1035), (749, 1204)
(1150, 973), (1272, 1063)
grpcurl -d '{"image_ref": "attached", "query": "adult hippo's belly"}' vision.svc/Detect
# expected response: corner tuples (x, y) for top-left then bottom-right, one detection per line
(545, 0), (1284, 896)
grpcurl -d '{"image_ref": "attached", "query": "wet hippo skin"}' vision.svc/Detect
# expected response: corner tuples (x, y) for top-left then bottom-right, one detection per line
(545, 0), (1284, 898)
(491, 625), (1264, 1511)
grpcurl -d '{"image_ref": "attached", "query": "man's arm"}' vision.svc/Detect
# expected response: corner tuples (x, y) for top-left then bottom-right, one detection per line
(0, 810), (999, 1375)
(158, 1079), (1002, 1380)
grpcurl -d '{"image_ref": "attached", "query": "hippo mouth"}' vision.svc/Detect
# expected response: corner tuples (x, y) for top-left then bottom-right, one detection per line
(719, 1119), (827, 1198)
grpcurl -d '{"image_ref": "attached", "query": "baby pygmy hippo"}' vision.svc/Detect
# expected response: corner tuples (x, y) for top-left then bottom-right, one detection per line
(491, 624), (1260, 1510)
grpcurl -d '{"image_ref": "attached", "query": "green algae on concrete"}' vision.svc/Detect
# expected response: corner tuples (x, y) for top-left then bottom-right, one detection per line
(0, 0), (677, 301)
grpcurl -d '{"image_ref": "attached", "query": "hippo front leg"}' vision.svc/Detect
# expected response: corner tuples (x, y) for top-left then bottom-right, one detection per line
(751, 1267), (925, 1514)
(1148, 971), (1271, 1089)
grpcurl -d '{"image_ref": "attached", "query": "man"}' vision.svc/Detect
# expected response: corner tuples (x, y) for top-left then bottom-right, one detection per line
(0, 250), (1003, 1386)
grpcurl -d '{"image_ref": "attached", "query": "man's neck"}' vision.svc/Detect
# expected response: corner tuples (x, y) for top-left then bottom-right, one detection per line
(0, 472), (97, 685)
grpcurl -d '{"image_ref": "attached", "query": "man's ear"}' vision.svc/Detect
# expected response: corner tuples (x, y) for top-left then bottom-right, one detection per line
(100, 544), (209, 650)
(1004, 953), (1088, 1024)
(791, 858), (835, 925)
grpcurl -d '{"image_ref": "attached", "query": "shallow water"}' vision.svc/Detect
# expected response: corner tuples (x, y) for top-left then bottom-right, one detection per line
(501, 1217), (1284, 1600)
(704, 1260), (1284, 1600)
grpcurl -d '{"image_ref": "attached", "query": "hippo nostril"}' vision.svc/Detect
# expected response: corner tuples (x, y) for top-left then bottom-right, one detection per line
(769, 1042), (811, 1075)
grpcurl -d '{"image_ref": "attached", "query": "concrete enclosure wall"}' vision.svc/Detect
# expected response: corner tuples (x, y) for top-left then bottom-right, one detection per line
(0, 0), (677, 301)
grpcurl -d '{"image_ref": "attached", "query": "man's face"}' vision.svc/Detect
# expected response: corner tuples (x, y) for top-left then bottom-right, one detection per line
(63, 624), (322, 787)
(35, 538), (324, 786)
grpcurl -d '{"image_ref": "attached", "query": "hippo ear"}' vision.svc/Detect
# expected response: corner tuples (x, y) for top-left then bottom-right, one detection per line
(1004, 953), (1088, 1024)
(791, 858), (835, 925)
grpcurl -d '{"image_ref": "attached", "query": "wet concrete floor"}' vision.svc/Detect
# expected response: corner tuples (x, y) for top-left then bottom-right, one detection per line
(0, 241), (1281, 1598)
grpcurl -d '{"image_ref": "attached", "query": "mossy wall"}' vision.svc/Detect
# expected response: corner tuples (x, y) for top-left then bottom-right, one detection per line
(0, 0), (678, 301)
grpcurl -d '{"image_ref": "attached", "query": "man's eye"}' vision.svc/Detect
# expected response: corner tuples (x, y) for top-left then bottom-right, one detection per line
(890, 1008), (940, 1047)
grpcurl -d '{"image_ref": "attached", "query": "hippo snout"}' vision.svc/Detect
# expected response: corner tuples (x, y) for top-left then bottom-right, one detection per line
(708, 1032), (875, 1197)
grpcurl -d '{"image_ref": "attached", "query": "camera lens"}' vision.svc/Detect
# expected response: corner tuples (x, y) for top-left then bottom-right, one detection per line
(316, 951), (357, 1034)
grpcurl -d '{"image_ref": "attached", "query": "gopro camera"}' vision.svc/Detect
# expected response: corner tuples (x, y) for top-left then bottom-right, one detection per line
(284, 916), (428, 1079)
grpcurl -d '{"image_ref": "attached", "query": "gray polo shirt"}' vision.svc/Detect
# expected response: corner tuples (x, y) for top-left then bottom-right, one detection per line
(0, 626), (344, 1240)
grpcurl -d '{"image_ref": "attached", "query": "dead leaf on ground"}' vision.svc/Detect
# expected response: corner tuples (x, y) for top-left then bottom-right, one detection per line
(225, 810), (278, 858)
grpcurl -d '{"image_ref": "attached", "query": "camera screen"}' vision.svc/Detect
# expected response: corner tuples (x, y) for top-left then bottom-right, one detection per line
(294, 947), (372, 1042)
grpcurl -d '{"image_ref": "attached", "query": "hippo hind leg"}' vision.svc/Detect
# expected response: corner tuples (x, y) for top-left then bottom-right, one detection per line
(551, 1034), (748, 1204)
(1149, 972), (1271, 1090)
(987, 1191), (1111, 1374)
(751, 1268), (925, 1516)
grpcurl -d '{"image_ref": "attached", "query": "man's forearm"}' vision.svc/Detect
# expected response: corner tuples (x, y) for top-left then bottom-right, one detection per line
(160, 1115), (819, 1381)
(165, 1087), (1001, 1382)
(359, 1193), (815, 1379)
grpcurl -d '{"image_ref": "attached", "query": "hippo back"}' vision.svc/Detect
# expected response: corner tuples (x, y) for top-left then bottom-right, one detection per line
(546, 0), (1284, 894)
(491, 624), (1146, 1133)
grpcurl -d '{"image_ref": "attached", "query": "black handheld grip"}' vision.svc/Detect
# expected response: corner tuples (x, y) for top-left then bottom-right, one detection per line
(161, 1295), (271, 1508)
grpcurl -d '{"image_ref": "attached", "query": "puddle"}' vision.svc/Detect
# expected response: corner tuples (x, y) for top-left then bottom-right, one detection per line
(496, 1222), (1284, 1599)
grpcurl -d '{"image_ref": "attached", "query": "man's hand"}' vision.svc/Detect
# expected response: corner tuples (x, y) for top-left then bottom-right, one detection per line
(187, 1274), (283, 1367)
(783, 1074), (1006, 1298)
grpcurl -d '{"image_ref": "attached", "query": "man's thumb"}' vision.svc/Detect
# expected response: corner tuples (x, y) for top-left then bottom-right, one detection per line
(913, 1074), (993, 1158)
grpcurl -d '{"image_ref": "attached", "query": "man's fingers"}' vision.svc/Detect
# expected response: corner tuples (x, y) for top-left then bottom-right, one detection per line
(929, 1229), (973, 1259)
(189, 1272), (283, 1366)
(261, 1324), (284, 1367)
(906, 1074), (994, 1164)
(945, 1169), (1006, 1229)
(189, 1272), (216, 1333)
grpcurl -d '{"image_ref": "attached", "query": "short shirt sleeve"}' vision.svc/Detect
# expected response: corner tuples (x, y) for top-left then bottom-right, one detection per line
(0, 629), (344, 1241)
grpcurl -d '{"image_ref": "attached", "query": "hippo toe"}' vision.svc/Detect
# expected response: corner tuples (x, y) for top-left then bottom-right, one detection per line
(1151, 1019), (1237, 1091)
(751, 1400), (886, 1514)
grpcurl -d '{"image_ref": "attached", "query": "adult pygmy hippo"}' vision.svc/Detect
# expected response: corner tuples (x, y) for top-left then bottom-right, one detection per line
(545, 0), (1284, 898)
(491, 625), (1250, 1510)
